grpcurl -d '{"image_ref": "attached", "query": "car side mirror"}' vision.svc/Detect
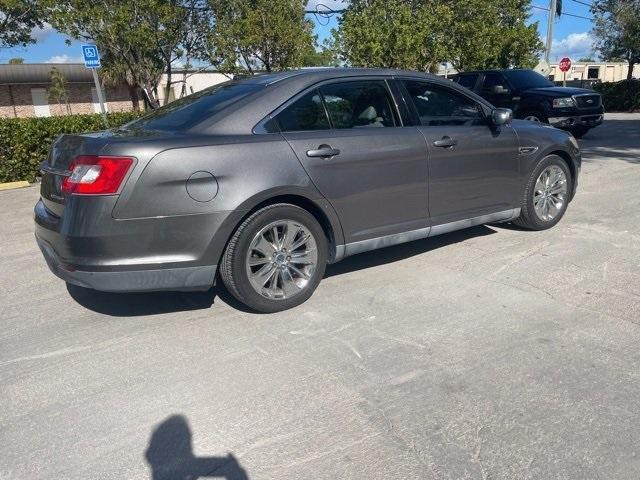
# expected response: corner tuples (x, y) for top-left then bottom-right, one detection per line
(491, 85), (510, 95)
(491, 108), (512, 126)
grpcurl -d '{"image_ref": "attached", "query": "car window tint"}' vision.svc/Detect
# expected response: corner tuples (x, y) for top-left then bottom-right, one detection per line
(319, 81), (396, 129)
(402, 80), (484, 127)
(456, 74), (479, 90)
(276, 89), (330, 132)
(482, 73), (507, 92)
(125, 81), (261, 132)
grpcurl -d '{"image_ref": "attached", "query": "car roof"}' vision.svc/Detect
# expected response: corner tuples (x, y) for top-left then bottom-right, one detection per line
(196, 68), (494, 134)
(241, 67), (444, 85)
(455, 69), (532, 75)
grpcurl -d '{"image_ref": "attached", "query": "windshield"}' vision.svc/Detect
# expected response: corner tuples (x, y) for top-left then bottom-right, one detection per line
(124, 80), (262, 132)
(503, 70), (554, 89)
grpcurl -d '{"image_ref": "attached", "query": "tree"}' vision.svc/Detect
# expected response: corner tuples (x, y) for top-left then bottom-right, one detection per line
(440, 0), (542, 70)
(45, 0), (215, 108)
(0, 0), (42, 49)
(334, 0), (453, 72)
(8, 57), (24, 63)
(302, 46), (339, 67)
(333, 0), (542, 72)
(48, 66), (71, 114)
(208, 0), (316, 74)
(578, 56), (596, 62)
(592, 0), (640, 80)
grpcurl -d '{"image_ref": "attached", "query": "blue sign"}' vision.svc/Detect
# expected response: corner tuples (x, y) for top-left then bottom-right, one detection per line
(81, 45), (101, 69)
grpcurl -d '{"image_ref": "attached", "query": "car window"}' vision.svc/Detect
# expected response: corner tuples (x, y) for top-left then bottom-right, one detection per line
(319, 81), (396, 128)
(276, 89), (330, 132)
(124, 81), (261, 132)
(456, 74), (479, 90)
(402, 80), (484, 127)
(481, 73), (507, 92)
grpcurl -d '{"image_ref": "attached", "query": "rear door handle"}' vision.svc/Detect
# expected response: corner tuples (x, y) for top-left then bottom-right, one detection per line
(306, 145), (340, 158)
(433, 136), (457, 148)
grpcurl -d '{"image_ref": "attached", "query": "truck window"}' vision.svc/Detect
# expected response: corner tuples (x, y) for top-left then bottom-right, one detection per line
(481, 73), (508, 93)
(456, 74), (479, 90)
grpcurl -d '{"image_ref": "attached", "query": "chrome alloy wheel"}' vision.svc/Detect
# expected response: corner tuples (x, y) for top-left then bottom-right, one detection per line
(245, 220), (318, 300)
(533, 165), (568, 222)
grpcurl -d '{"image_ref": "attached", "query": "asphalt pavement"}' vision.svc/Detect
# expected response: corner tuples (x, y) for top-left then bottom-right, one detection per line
(1, 113), (639, 480)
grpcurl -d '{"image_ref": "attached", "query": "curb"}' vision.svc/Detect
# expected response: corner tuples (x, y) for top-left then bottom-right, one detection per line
(0, 181), (30, 191)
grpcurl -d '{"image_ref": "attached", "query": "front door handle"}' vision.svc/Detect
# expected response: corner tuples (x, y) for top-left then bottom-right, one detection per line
(433, 136), (457, 148)
(306, 144), (340, 158)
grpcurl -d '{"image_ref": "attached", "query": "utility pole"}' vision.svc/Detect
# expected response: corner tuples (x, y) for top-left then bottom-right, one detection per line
(536, 0), (558, 76)
(545, 0), (557, 66)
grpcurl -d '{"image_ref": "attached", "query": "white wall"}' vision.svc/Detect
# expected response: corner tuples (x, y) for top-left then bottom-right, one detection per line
(157, 71), (232, 103)
(550, 62), (640, 82)
(30, 88), (51, 117)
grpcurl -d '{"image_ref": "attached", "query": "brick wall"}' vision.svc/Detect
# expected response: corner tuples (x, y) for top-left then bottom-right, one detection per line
(0, 82), (135, 118)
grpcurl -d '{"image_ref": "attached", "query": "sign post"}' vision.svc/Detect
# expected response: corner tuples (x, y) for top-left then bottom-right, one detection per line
(81, 45), (108, 127)
(559, 57), (572, 87)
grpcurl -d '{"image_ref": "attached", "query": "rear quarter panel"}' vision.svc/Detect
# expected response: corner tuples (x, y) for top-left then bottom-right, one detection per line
(107, 134), (343, 267)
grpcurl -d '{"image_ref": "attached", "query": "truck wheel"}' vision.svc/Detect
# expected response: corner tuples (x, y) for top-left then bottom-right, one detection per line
(521, 110), (548, 123)
(220, 204), (327, 313)
(513, 155), (572, 231)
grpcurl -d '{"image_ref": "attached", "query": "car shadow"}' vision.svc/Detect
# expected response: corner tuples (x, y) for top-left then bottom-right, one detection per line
(579, 119), (640, 164)
(68, 225), (496, 316)
(66, 283), (218, 316)
(325, 224), (496, 277)
(146, 415), (249, 480)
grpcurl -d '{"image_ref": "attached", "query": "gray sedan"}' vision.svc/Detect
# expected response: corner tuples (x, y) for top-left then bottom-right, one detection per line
(35, 68), (581, 312)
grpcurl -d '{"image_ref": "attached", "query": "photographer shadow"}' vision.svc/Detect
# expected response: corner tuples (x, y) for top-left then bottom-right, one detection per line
(146, 415), (249, 480)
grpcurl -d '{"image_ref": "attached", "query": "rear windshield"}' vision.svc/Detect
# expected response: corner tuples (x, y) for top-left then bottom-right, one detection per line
(502, 70), (554, 89)
(124, 81), (262, 132)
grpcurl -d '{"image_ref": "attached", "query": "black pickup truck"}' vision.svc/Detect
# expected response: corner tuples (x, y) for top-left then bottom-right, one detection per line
(452, 69), (604, 138)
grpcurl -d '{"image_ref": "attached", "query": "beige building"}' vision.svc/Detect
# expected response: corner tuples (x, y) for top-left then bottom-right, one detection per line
(157, 70), (231, 104)
(549, 62), (640, 83)
(0, 63), (231, 119)
(0, 63), (131, 118)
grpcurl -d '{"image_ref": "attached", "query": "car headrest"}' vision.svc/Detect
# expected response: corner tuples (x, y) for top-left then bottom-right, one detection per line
(358, 106), (377, 121)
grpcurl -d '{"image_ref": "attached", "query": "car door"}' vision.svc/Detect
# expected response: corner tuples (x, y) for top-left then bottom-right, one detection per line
(276, 79), (429, 244)
(399, 79), (520, 225)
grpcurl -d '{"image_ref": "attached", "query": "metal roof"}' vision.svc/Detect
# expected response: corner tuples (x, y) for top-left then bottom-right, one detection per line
(0, 64), (93, 84)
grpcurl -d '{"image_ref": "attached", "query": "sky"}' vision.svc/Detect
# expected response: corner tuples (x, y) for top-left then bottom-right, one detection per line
(0, 0), (597, 65)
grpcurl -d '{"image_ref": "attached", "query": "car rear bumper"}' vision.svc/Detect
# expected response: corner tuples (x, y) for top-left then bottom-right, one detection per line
(34, 198), (221, 292)
(36, 235), (216, 292)
(549, 114), (603, 129)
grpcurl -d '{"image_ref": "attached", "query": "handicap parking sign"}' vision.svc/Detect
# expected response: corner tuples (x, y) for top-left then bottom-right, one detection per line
(81, 45), (101, 68)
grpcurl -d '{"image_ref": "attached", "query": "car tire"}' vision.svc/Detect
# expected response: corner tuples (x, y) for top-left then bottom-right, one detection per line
(220, 203), (327, 313)
(569, 126), (589, 139)
(520, 110), (548, 123)
(513, 155), (572, 231)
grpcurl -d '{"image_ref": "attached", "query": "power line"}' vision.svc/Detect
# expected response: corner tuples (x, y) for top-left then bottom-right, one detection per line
(304, 3), (346, 25)
(304, 3), (594, 23)
(570, 0), (593, 6)
(532, 4), (593, 20)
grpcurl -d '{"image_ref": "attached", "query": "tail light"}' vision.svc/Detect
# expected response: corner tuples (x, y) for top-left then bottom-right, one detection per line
(62, 155), (134, 195)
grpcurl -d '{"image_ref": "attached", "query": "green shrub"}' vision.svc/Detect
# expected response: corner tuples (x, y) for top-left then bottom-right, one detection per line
(0, 111), (142, 183)
(593, 79), (640, 112)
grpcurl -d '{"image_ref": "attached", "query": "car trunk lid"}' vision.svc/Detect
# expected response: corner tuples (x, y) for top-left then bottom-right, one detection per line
(40, 132), (111, 217)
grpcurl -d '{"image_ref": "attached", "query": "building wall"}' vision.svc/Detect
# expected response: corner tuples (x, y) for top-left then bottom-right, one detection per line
(549, 62), (640, 82)
(157, 72), (231, 104)
(0, 70), (232, 118)
(0, 83), (133, 119)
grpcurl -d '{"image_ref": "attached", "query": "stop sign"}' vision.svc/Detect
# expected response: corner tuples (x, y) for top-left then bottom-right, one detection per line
(559, 57), (572, 72)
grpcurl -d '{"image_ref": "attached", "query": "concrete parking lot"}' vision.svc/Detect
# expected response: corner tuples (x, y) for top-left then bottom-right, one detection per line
(1, 113), (639, 480)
